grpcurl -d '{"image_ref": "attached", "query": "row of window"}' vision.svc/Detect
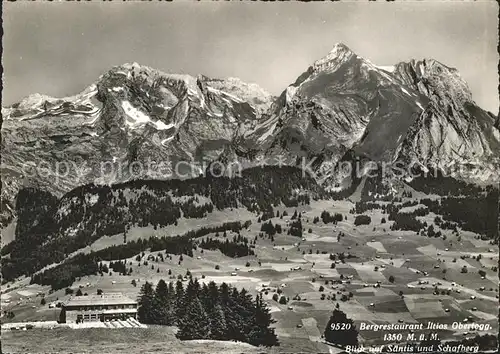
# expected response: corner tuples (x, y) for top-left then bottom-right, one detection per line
(69, 304), (137, 311)
(76, 313), (136, 323)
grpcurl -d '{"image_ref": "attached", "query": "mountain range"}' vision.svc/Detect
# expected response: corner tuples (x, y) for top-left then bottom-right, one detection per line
(2, 43), (499, 227)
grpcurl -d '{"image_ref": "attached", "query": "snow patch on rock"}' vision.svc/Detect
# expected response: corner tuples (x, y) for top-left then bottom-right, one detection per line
(122, 100), (150, 128)
(401, 87), (411, 96)
(155, 120), (175, 130)
(286, 86), (298, 103)
(207, 86), (244, 103)
(161, 136), (175, 146)
(493, 128), (500, 141)
(257, 122), (278, 143)
(122, 100), (175, 131)
(375, 65), (396, 73)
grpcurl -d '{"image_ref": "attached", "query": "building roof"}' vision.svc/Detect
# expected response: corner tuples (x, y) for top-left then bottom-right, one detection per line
(63, 293), (137, 307)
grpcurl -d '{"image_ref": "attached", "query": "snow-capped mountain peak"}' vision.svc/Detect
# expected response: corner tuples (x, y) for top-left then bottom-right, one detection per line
(1, 48), (498, 226)
(312, 42), (356, 73)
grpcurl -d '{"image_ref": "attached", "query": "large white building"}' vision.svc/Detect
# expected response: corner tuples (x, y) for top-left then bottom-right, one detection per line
(60, 293), (138, 323)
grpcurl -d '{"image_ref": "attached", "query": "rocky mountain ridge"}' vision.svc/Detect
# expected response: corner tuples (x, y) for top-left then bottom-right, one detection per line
(2, 43), (499, 226)
(1, 63), (273, 225)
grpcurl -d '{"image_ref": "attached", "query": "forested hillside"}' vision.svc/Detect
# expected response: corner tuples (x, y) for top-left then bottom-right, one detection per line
(30, 221), (252, 290)
(2, 166), (321, 281)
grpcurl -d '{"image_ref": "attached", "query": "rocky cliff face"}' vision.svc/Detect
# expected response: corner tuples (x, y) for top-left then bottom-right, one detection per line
(247, 44), (498, 186)
(1, 63), (273, 225)
(2, 44), (498, 225)
(392, 59), (500, 182)
(248, 43), (430, 186)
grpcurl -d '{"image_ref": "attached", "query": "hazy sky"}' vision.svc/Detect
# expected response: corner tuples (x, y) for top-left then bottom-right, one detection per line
(3, 1), (499, 113)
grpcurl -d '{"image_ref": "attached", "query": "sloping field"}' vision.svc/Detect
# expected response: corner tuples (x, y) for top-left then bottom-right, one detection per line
(3, 199), (498, 351)
(366, 241), (387, 253)
(404, 296), (447, 319)
(350, 263), (387, 283)
(2, 327), (265, 354)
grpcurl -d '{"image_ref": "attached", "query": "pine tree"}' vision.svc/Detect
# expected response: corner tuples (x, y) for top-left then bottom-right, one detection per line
(324, 309), (359, 347)
(185, 278), (200, 304)
(209, 303), (228, 340)
(177, 297), (211, 340)
(248, 294), (279, 346)
(164, 281), (176, 325)
(198, 283), (211, 310)
(137, 282), (155, 324)
(175, 280), (186, 323)
(236, 288), (255, 342)
(223, 287), (248, 342)
(219, 283), (242, 341)
(199, 281), (219, 314)
(153, 279), (171, 325)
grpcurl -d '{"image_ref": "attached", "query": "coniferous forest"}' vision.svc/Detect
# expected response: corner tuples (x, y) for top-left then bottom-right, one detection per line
(3, 164), (498, 285)
(2, 166), (319, 281)
(198, 234), (255, 258)
(137, 278), (279, 347)
(29, 221), (252, 290)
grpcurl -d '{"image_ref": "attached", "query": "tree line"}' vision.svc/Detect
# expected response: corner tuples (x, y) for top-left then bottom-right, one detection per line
(198, 234), (255, 258)
(137, 278), (279, 347)
(29, 221), (252, 290)
(421, 192), (498, 241)
(3, 166), (321, 281)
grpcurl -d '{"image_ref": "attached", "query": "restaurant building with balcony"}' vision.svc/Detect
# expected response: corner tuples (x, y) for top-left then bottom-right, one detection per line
(60, 293), (138, 323)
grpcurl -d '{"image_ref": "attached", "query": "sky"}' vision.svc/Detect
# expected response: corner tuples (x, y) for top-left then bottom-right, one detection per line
(2, 1), (499, 113)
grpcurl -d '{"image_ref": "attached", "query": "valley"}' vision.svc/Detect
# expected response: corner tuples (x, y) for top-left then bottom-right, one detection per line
(2, 192), (498, 353)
